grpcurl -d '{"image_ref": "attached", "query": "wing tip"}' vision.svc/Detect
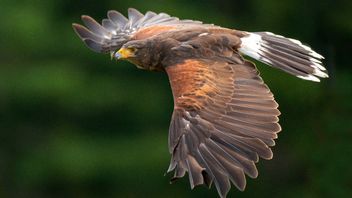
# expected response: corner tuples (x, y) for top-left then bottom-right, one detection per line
(127, 7), (138, 12)
(72, 23), (89, 41)
(297, 75), (321, 82)
(72, 23), (81, 32)
(81, 14), (93, 22)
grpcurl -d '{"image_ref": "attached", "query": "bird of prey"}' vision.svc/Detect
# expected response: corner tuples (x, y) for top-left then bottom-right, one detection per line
(72, 8), (328, 198)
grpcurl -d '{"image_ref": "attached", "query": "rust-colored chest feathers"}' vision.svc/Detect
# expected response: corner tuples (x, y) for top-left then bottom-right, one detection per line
(73, 8), (328, 198)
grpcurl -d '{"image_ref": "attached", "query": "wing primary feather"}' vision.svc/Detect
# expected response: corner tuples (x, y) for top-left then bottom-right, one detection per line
(102, 19), (118, 32)
(209, 138), (259, 178)
(206, 139), (248, 190)
(107, 10), (128, 28)
(137, 11), (157, 27)
(185, 155), (205, 189)
(72, 23), (104, 43)
(209, 128), (259, 162)
(82, 38), (104, 52)
(128, 8), (144, 23)
(199, 143), (231, 198)
(81, 15), (110, 37)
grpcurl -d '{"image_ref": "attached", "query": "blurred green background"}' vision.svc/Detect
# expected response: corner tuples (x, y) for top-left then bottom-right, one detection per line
(1, 0), (351, 197)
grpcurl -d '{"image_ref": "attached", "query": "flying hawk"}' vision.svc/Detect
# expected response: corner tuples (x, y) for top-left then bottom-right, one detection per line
(72, 8), (328, 198)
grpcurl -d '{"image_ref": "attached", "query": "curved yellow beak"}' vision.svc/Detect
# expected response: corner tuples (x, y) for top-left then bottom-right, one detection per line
(113, 48), (135, 60)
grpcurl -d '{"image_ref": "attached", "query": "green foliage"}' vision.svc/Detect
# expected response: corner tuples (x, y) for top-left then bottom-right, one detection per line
(0, 0), (351, 197)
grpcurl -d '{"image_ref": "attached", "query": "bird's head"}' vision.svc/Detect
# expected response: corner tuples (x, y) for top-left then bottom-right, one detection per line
(111, 40), (161, 70)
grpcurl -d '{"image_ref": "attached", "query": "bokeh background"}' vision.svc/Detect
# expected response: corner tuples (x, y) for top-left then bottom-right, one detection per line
(1, 0), (351, 197)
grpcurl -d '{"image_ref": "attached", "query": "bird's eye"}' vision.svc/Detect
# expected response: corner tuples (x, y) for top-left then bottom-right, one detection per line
(128, 47), (137, 53)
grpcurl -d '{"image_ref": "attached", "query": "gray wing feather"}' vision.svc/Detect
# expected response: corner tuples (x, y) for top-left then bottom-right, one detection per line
(102, 19), (118, 31)
(137, 11), (157, 27)
(107, 10), (128, 28)
(73, 8), (204, 53)
(127, 8), (144, 28)
(73, 24), (103, 43)
(81, 15), (110, 37)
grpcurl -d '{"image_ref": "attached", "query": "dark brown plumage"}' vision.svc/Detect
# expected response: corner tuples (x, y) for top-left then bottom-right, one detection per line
(72, 8), (328, 198)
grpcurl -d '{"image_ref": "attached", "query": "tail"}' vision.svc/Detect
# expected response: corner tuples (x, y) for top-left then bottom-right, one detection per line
(238, 32), (328, 82)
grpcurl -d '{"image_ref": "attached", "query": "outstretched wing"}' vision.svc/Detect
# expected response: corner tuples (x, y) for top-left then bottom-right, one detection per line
(72, 8), (204, 53)
(166, 57), (281, 198)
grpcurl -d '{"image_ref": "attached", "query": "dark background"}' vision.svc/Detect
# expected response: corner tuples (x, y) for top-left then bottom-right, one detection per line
(1, 0), (351, 197)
